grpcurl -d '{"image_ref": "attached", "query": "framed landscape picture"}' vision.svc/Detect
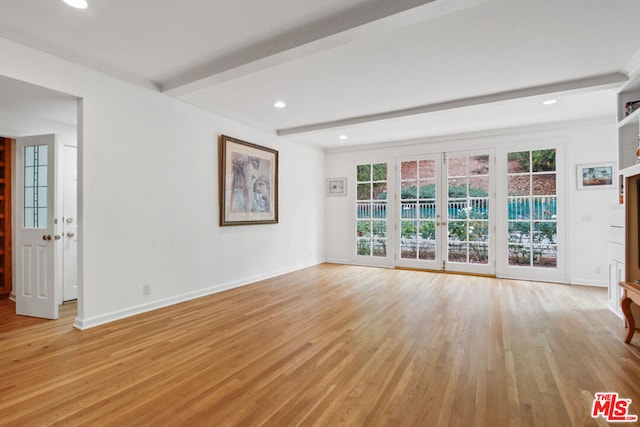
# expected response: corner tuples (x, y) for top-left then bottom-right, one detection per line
(326, 177), (347, 196)
(219, 135), (278, 226)
(576, 162), (615, 190)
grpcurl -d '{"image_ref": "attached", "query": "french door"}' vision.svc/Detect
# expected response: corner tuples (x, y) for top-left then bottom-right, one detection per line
(397, 150), (495, 275)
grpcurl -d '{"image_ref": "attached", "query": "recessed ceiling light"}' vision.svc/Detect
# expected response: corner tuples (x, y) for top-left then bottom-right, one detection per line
(339, 135), (348, 140)
(542, 99), (557, 106)
(62, 0), (88, 9)
(274, 101), (286, 109)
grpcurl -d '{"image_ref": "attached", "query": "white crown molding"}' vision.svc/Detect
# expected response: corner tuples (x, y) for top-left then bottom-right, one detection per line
(623, 47), (640, 83)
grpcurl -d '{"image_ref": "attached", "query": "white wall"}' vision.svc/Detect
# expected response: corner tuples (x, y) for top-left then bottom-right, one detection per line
(0, 109), (77, 146)
(565, 121), (620, 286)
(325, 117), (619, 286)
(0, 36), (325, 328)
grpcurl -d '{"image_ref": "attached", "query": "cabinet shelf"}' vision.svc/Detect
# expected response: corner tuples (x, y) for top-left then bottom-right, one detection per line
(618, 102), (640, 170)
(619, 109), (640, 129)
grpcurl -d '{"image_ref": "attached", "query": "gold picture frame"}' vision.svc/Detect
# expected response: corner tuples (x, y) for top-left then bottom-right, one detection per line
(219, 135), (278, 226)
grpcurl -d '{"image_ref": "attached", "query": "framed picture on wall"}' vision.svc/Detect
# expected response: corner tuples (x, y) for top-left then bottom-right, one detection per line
(219, 135), (278, 226)
(326, 177), (347, 196)
(576, 162), (615, 190)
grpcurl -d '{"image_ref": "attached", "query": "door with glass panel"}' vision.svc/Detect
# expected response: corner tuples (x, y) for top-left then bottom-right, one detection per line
(15, 134), (59, 319)
(504, 148), (560, 281)
(356, 163), (390, 267)
(398, 156), (441, 270)
(397, 151), (495, 275)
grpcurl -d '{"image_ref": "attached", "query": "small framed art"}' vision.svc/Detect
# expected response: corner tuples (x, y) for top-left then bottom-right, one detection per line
(576, 162), (615, 190)
(327, 177), (347, 196)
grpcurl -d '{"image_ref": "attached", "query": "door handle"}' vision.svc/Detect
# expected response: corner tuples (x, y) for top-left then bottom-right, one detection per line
(67, 232), (75, 238)
(54, 235), (61, 240)
(42, 235), (52, 241)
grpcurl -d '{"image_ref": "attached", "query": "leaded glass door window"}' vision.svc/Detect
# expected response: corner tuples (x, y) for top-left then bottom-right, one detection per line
(24, 145), (48, 228)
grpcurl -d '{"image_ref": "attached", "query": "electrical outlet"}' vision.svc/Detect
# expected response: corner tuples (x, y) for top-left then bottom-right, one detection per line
(143, 284), (150, 296)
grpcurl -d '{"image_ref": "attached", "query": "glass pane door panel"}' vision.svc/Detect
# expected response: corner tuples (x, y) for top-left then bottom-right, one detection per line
(508, 152), (530, 172)
(418, 160), (435, 178)
(532, 197), (556, 220)
(418, 179), (436, 199)
(401, 181), (417, 200)
(401, 201), (417, 219)
(508, 175), (530, 196)
(357, 183), (371, 200)
(400, 219), (417, 259)
(23, 145), (48, 229)
(419, 201), (436, 219)
(447, 156), (467, 177)
(469, 176), (489, 196)
(373, 183), (387, 199)
(401, 161), (416, 177)
(469, 155), (490, 175)
(533, 174), (556, 195)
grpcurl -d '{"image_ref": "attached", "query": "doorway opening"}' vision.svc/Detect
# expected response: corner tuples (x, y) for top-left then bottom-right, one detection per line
(397, 150), (495, 276)
(11, 135), (78, 319)
(0, 137), (11, 298)
(0, 75), (80, 322)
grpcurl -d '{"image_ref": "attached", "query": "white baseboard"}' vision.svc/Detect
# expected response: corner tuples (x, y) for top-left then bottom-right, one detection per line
(73, 260), (322, 330)
(325, 258), (349, 264)
(570, 278), (608, 288)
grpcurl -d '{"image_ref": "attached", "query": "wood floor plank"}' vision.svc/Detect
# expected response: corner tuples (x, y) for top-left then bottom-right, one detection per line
(1, 264), (640, 426)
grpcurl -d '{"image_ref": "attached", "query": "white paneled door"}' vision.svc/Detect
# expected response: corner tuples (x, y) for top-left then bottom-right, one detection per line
(63, 145), (78, 301)
(15, 134), (59, 319)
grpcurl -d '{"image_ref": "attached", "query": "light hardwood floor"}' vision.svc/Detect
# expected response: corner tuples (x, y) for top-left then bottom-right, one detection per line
(1, 264), (639, 426)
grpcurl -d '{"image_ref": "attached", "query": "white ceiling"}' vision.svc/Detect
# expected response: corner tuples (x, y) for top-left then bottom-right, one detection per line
(0, 0), (639, 148)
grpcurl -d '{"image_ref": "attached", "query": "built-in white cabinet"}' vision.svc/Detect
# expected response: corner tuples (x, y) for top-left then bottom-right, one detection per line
(608, 205), (625, 319)
(612, 77), (640, 325)
(608, 260), (624, 317)
(617, 87), (640, 169)
(611, 80), (640, 317)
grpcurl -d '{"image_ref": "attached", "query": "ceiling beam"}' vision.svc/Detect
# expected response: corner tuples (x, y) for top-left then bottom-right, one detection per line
(161, 0), (492, 96)
(276, 73), (628, 136)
